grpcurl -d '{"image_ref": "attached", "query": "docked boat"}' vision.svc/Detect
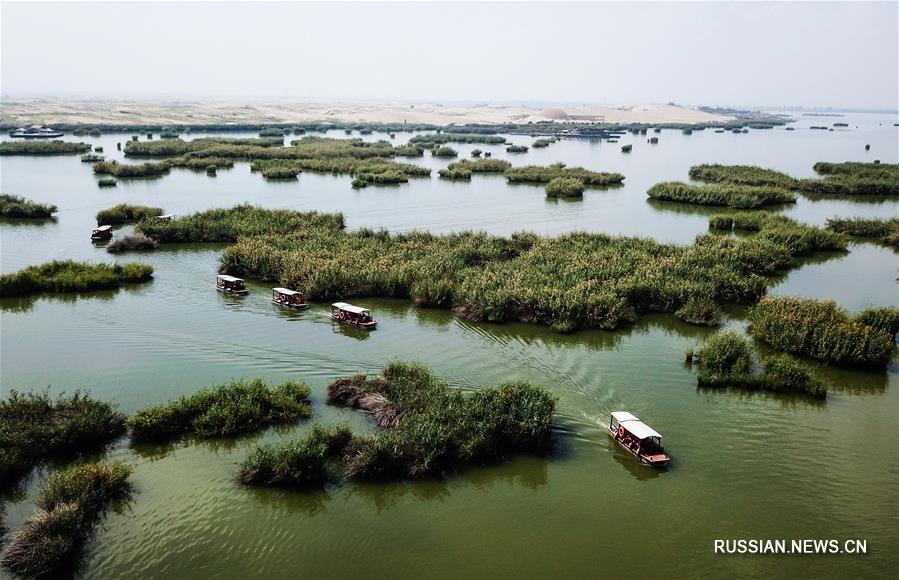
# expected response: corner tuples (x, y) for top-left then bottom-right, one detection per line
(331, 302), (376, 329)
(216, 274), (248, 295)
(157, 213), (175, 221)
(607, 411), (670, 467)
(272, 287), (309, 310)
(91, 225), (113, 241)
(9, 125), (64, 139)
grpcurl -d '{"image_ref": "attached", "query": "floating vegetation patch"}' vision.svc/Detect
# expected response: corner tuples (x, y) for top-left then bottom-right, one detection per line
(505, 162), (624, 185)
(688, 331), (826, 397)
(0, 462), (133, 578)
(825, 217), (899, 246)
(688, 164), (798, 188)
(0, 141), (91, 155)
(708, 213), (848, 255)
(545, 177), (585, 197)
(647, 182), (796, 208)
(0, 391), (126, 486)
(812, 161), (899, 180)
(96, 203), (164, 225)
(168, 156), (235, 169)
(506, 145), (529, 153)
(97, 177), (117, 187)
(532, 138), (556, 148)
(445, 158), (511, 173)
(431, 145), (458, 158)
(128, 379), (312, 442)
(136, 204), (344, 243)
(0, 194), (56, 219)
(106, 233), (159, 253)
(238, 425), (353, 486)
(0, 260), (154, 297)
(748, 297), (896, 367)
(93, 160), (171, 178)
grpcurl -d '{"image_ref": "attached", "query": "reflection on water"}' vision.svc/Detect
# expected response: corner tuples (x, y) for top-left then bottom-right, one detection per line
(0, 116), (897, 579)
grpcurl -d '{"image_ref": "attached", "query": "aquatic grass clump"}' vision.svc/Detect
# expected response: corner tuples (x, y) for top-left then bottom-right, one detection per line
(0, 391), (127, 486)
(708, 213), (847, 256)
(545, 177), (585, 197)
(97, 177), (117, 187)
(692, 331), (825, 397)
(0, 260), (153, 297)
(688, 164), (798, 188)
(647, 182), (796, 208)
(92, 160), (171, 178)
(408, 134), (506, 147)
(0, 194), (57, 218)
(812, 161), (898, 180)
(825, 217), (899, 246)
(438, 167), (472, 180)
(238, 425), (353, 486)
(327, 362), (555, 480)
(532, 138), (555, 148)
(794, 176), (899, 196)
(1, 462), (132, 578)
(136, 204), (344, 243)
(506, 145), (529, 153)
(392, 145), (424, 157)
(128, 379), (312, 442)
(674, 297), (722, 326)
(106, 234), (159, 253)
(445, 159), (511, 173)
(854, 307), (899, 338)
(0, 141), (91, 155)
(432, 145), (458, 158)
(168, 156), (234, 169)
(96, 203), (164, 225)
(748, 297), (896, 367)
(505, 163), (624, 185)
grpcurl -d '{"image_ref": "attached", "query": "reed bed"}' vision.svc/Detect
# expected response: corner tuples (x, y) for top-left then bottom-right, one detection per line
(825, 217), (899, 246)
(432, 146), (458, 158)
(748, 297), (896, 367)
(691, 331), (826, 397)
(327, 361), (555, 480)
(506, 145), (529, 153)
(128, 379), (312, 442)
(0, 194), (56, 218)
(92, 160), (171, 178)
(438, 167), (472, 180)
(136, 204), (344, 243)
(0, 391), (126, 486)
(0, 141), (91, 155)
(392, 145), (425, 157)
(708, 213), (848, 255)
(97, 177), (117, 187)
(445, 159), (511, 173)
(168, 156), (234, 169)
(238, 425), (353, 486)
(793, 176), (899, 196)
(124, 136), (282, 157)
(854, 307), (899, 338)
(0, 260), (153, 297)
(505, 163), (624, 185)
(647, 182), (796, 208)
(220, 207), (836, 332)
(80, 153), (104, 163)
(1, 462), (132, 578)
(812, 161), (899, 179)
(545, 177), (585, 197)
(532, 138), (555, 148)
(96, 203), (164, 225)
(106, 234), (159, 253)
(688, 164), (798, 188)
(408, 134), (506, 147)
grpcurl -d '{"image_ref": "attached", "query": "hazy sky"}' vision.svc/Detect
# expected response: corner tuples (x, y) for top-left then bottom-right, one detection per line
(2, 1), (897, 109)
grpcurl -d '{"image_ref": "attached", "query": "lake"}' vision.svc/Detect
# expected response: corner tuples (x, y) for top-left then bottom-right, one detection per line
(1, 113), (897, 578)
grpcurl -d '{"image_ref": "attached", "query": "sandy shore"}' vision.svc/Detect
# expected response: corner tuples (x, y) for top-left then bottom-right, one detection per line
(0, 97), (733, 127)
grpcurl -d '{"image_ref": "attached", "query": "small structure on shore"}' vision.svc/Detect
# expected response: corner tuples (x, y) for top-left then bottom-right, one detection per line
(9, 125), (64, 139)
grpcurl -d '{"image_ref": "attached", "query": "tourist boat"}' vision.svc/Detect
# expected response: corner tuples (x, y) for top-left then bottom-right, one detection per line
(607, 411), (670, 467)
(216, 274), (248, 295)
(9, 125), (64, 139)
(331, 302), (376, 329)
(91, 225), (113, 241)
(157, 213), (175, 221)
(272, 287), (309, 310)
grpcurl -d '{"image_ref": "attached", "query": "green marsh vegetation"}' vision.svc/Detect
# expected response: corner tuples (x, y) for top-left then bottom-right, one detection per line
(136, 204), (344, 243)
(646, 182), (796, 208)
(0, 462), (133, 578)
(408, 134), (506, 147)
(648, 136), (659, 144)
(432, 145), (458, 158)
(238, 424), (353, 486)
(688, 164), (797, 188)
(168, 156), (235, 169)
(471, 149), (482, 157)
(392, 145), (424, 157)
(532, 138), (556, 148)
(216, 205), (842, 332)
(0, 261), (154, 297)
(621, 144), (632, 153)
(545, 177), (585, 197)
(93, 160), (171, 178)
(128, 379), (312, 442)
(506, 145), (529, 153)
(446, 158), (511, 173)
(438, 166), (471, 180)
(106, 234), (159, 253)
(80, 153), (104, 163)
(504, 162), (625, 186)
(812, 162), (898, 179)
(688, 331), (826, 397)
(160, 130), (179, 139)
(691, 162), (899, 197)
(0, 141), (91, 155)
(825, 217), (899, 246)
(0, 194), (57, 219)
(747, 297), (897, 367)
(97, 177), (117, 187)
(206, 165), (217, 175)
(708, 213), (847, 255)
(124, 136), (282, 157)
(0, 391), (127, 487)
(96, 203), (164, 225)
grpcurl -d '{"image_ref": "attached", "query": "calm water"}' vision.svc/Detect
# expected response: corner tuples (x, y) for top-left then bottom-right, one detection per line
(1, 113), (897, 578)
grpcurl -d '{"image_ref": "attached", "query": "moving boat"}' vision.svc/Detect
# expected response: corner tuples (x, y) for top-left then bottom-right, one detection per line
(216, 274), (248, 295)
(272, 287), (309, 310)
(9, 125), (64, 139)
(91, 225), (113, 241)
(607, 411), (670, 467)
(331, 302), (376, 329)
